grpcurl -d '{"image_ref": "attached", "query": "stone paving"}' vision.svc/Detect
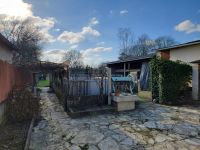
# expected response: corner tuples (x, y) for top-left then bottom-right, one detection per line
(29, 88), (200, 150)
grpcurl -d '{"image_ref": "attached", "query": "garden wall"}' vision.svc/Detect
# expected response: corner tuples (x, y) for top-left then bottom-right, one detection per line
(0, 60), (32, 103)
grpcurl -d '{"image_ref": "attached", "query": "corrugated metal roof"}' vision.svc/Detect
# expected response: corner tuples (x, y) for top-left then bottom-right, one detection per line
(106, 53), (155, 65)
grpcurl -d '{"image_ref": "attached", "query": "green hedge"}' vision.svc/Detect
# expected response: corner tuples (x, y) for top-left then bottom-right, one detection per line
(149, 56), (160, 101)
(150, 56), (192, 104)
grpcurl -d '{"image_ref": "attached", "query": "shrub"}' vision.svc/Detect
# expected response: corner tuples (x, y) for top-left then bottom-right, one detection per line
(150, 56), (192, 104)
(6, 88), (40, 122)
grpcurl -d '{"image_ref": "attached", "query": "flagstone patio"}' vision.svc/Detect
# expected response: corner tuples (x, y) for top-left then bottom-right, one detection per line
(29, 88), (200, 150)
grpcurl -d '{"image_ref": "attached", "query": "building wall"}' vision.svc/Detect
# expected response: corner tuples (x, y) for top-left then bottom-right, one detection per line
(0, 60), (33, 124)
(159, 44), (200, 100)
(0, 40), (13, 124)
(0, 101), (7, 124)
(160, 51), (170, 60)
(0, 40), (13, 64)
(191, 64), (200, 100)
(169, 44), (200, 63)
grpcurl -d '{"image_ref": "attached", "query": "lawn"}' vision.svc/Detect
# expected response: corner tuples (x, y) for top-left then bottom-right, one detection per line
(37, 80), (49, 87)
(138, 91), (152, 100)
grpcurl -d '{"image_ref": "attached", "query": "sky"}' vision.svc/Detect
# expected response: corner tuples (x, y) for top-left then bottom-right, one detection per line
(0, 0), (200, 66)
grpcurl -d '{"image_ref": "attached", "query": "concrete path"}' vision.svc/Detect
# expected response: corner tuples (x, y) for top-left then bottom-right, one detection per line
(29, 88), (200, 150)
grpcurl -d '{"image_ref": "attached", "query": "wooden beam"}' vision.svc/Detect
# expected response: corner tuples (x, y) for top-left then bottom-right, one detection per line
(124, 63), (126, 77)
(107, 67), (112, 105)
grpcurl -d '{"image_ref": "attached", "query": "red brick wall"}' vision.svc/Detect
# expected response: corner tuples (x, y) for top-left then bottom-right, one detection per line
(0, 60), (32, 103)
(160, 51), (170, 60)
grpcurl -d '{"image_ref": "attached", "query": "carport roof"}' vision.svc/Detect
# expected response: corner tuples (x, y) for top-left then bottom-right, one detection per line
(106, 53), (155, 65)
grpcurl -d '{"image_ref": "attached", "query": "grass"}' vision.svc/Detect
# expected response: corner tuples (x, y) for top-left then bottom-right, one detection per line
(37, 80), (49, 87)
(138, 91), (152, 100)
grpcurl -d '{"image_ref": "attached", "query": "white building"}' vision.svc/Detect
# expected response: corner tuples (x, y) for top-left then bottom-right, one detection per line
(157, 40), (200, 100)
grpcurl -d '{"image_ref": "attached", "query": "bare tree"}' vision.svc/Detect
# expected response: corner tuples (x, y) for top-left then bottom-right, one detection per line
(0, 19), (43, 65)
(118, 28), (177, 60)
(64, 50), (83, 68)
(134, 34), (153, 56)
(93, 65), (107, 105)
(118, 28), (134, 60)
(155, 36), (177, 49)
(118, 32), (153, 59)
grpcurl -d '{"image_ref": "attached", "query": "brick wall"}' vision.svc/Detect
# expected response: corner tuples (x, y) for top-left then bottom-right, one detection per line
(160, 51), (170, 60)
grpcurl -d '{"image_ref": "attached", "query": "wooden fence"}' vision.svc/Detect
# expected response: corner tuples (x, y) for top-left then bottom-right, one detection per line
(51, 67), (110, 111)
(0, 60), (32, 103)
(62, 79), (108, 110)
(63, 79), (108, 96)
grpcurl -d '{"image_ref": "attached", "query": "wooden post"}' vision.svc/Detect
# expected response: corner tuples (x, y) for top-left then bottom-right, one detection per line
(124, 63), (126, 77)
(106, 67), (112, 105)
(32, 73), (36, 93)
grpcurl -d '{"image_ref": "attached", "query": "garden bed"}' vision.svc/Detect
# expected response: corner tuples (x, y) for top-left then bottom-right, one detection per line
(0, 121), (31, 150)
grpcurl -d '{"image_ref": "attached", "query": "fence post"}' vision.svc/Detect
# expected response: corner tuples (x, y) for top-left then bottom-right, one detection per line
(106, 67), (112, 105)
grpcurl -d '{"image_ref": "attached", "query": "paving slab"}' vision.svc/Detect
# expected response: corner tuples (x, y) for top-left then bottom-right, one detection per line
(29, 88), (200, 150)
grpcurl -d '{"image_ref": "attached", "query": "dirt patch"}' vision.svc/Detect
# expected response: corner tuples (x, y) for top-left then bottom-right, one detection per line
(0, 121), (31, 150)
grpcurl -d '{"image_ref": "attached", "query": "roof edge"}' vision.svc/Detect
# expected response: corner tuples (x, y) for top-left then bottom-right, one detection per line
(106, 53), (155, 65)
(0, 33), (18, 51)
(156, 40), (200, 52)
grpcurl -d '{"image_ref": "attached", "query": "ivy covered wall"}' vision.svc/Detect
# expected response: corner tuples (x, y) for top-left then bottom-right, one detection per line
(150, 56), (192, 104)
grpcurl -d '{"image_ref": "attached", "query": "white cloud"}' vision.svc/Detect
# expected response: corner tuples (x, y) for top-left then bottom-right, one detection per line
(0, 0), (56, 43)
(0, 0), (32, 18)
(81, 47), (112, 56)
(58, 31), (85, 44)
(96, 42), (105, 46)
(58, 17), (100, 45)
(82, 26), (100, 36)
(55, 28), (61, 32)
(89, 17), (99, 26)
(70, 44), (78, 49)
(175, 20), (200, 34)
(41, 46), (112, 66)
(120, 10), (128, 15)
(58, 26), (100, 44)
(80, 46), (112, 65)
(109, 10), (114, 15)
(40, 49), (66, 63)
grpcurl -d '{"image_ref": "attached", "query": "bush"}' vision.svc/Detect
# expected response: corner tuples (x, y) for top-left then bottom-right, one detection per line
(149, 56), (160, 101)
(6, 88), (40, 122)
(150, 56), (192, 104)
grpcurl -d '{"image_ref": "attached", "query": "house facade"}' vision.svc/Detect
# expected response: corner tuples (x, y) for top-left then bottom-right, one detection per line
(157, 40), (200, 100)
